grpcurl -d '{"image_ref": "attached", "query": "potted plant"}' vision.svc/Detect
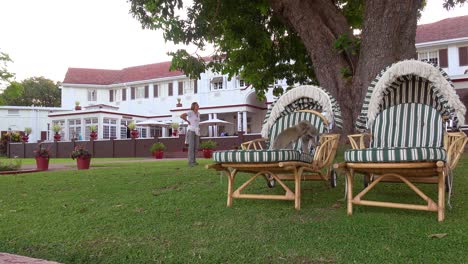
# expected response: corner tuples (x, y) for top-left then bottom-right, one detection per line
(150, 142), (166, 159)
(176, 98), (182, 107)
(75, 101), (82, 110)
(71, 144), (92, 170)
(128, 122), (139, 139)
(200, 140), (217, 158)
(171, 122), (180, 136)
(33, 143), (51, 171)
(89, 125), (98, 140)
(22, 127), (32, 143)
(52, 124), (62, 141)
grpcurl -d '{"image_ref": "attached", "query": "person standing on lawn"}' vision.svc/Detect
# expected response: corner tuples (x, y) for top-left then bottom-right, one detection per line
(180, 102), (200, 166)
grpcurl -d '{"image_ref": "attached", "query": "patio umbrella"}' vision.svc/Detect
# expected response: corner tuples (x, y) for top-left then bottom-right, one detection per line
(135, 120), (169, 127)
(199, 118), (233, 137)
(199, 118), (233, 126)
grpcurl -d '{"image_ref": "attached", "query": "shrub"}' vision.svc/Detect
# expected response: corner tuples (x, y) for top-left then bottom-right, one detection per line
(52, 124), (62, 133)
(34, 143), (52, 158)
(71, 144), (92, 160)
(0, 158), (22, 171)
(200, 140), (217, 150)
(24, 127), (32, 135)
(1, 132), (22, 156)
(128, 122), (136, 130)
(150, 142), (166, 152)
(89, 125), (97, 132)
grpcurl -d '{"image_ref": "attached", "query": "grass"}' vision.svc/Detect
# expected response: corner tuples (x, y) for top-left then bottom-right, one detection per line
(0, 155), (467, 263)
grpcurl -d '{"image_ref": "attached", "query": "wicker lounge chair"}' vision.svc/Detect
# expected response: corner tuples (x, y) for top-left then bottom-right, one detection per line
(207, 85), (342, 209)
(335, 60), (467, 221)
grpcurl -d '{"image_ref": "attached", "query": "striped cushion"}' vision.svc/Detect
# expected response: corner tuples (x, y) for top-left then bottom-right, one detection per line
(268, 112), (326, 150)
(344, 147), (447, 162)
(371, 103), (443, 148)
(213, 150), (314, 163)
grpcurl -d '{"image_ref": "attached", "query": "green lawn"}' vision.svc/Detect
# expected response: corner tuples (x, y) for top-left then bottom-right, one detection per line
(0, 155), (467, 263)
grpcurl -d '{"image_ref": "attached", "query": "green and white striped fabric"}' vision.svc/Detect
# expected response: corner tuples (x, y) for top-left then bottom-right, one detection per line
(344, 147), (447, 162)
(268, 111), (326, 150)
(213, 149), (314, 163)
(263, 87), (343, 130)
(355, 60), (455, 131)
(345, 103), (446, 163)
(371, 103), (443, 148)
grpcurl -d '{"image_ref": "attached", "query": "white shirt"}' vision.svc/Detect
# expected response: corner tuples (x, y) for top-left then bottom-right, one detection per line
(186, 110), (200, 135)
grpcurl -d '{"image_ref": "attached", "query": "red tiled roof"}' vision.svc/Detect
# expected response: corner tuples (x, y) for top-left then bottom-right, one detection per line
(63, 61), (185, 85)
(416, 15), (468, 44)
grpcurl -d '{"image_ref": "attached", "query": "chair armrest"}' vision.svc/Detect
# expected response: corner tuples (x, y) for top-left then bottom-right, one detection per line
(444, 132), (468, 170)
(314, 134), (340, 168)
(240, 138), (268, 150)
(348, 133), (371, 149)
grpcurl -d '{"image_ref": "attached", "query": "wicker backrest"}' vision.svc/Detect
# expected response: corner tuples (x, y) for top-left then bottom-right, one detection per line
(371, 103), (444, 148)
(268, 111), (327, 150)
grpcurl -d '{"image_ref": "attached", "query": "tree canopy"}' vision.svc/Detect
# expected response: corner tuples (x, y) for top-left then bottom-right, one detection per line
(0, 77), (61, 107)
(128, 0), (465, 133)
(0, 51), (14, 85)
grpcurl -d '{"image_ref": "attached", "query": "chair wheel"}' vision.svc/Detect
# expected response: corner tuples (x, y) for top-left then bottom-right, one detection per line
(330, 170), (337, 188)
(265, 174), (276, 188)
(364, 175), (370, 188)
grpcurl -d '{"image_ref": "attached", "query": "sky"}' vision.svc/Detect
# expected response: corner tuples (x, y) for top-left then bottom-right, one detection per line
(0, 0), (467, 84)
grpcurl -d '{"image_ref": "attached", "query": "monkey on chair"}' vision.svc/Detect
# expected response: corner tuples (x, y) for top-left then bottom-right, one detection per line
(271, 120), (320, 153)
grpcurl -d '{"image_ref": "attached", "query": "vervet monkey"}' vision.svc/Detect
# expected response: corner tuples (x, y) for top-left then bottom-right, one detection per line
(271, 120), (319, 153)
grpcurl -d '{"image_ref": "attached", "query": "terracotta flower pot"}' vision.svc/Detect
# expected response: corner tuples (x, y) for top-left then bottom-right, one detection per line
(172, 131), (178, 137)
(90, 131), (98, 140)
(153, 150), (164, 159)
(75, 106), (82, 110)
(202, 149), (213, 159)
(35, 156), (49, 171)
(76, 157), (91, 170)
(130, 129), (139, 139)
(22, 135), (29, 143)
(54, 133), (61, 141)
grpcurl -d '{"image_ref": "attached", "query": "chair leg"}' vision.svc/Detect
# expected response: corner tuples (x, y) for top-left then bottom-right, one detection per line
(294, 168), (301, 210)
(226, 170), (236, 207)
(346, 169), (354, 216)
(438, 170), (445, 222)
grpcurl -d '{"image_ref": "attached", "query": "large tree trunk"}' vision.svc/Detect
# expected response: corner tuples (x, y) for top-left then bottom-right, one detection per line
(271, 0), (422, 136)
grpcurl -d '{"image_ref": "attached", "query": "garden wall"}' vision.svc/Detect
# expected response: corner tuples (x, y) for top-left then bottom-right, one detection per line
(6, 133), (261, 159)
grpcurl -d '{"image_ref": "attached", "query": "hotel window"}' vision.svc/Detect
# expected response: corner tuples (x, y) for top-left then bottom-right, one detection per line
(68, 119), (82, 140)
(211, 77), (223, 90)
(178, 81), (184, 95)
(103, 118), (117, 139)
(183, 80), (194, 94)
(460, 46), (468, 66)
(88, 89), (97, 101)
(122, 88), (127, 101)
(153, 84), (159, 98)
(137, 127), (147, 138)
(109, 90), (114, 102)
(168, 83), (173, 96)
(7, 109), (19, 116)
(135, 87), (145, 99)
(52, 120), (65, 140)
(84, 118), (98, 140)
(193, 79), (198, 94)
(239, 78), (246, 88)
(120, 119), (132, 138)
(418, 49), (448, 67)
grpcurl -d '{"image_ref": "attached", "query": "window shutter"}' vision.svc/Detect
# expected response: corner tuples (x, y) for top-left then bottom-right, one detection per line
(178, 81), (183, 95)
(131, 87), (135, 100)
(122, 88), (127, 101)
(153, 84), (158, 98)
(460, 46), (468, 66)
(168, 83), (173, 96)
(193, 79), (197, 94)
(439, 49), (448, 68)
(144, 85), (149, 98)
(109, 90), (114, 102)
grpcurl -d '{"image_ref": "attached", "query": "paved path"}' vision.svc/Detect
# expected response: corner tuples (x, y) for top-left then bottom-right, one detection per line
(19, 158), (185, 172)
(0, 253), (60, 264)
